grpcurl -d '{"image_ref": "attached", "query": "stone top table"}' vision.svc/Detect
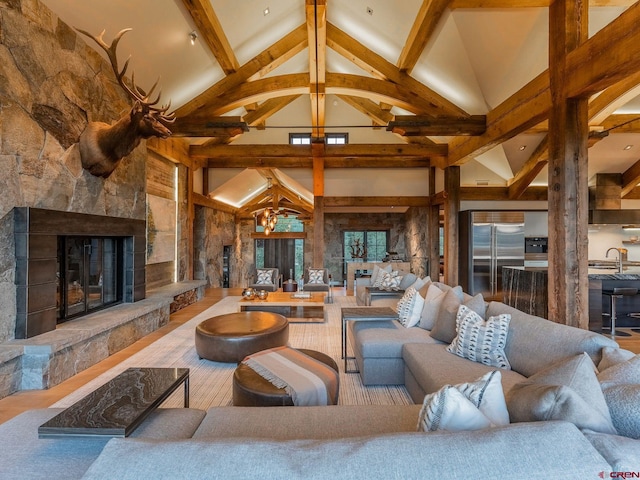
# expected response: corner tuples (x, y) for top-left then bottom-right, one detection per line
(38, 367), (189, 438)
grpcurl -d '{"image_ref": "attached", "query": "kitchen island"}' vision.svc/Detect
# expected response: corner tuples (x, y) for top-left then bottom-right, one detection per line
(502, 265), (640, 332)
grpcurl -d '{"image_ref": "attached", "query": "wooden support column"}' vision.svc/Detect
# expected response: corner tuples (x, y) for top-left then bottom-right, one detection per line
(312, 142), (325, 267)
(547, 0), (589, 328)
(428, 167), (441, 280)
(186, 165), (195, 281)
(443, 166), (460, 286)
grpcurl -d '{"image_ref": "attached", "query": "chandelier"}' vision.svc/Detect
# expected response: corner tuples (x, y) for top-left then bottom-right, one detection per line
(260, 207), (278, 235)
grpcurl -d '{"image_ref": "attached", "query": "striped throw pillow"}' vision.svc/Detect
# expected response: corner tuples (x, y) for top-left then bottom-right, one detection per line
(396, 287), (425, 328)
(446, 305), (511, 370)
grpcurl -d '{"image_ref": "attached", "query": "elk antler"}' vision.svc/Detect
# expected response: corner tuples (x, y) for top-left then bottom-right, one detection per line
(76, 28), (175, 124)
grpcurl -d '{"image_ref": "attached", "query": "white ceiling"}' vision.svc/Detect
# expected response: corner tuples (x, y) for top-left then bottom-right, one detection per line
(39, 0), (640, 207)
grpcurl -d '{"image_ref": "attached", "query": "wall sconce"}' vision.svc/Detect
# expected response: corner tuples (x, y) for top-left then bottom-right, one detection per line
(189, 31), (198, 45)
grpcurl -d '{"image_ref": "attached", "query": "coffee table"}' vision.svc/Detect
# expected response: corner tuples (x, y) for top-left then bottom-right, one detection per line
(239, 292), (327, 323)
(38, 367), (189, 438)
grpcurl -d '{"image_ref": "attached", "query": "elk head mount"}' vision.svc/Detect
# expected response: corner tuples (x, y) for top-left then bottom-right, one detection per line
(76, 28), (175, 178)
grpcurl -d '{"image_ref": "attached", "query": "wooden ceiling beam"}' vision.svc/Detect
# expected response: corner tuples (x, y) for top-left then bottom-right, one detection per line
(307, 0), (327, 138)
(181, 0), (239, 74)
(600, 114), (640, 133)
(507, 135), (549, 199)
(397, 0), (451, 74)
(326, 22), (468, 117)
(192, 192), (238, 214)
(242, 95), (301, 127)
(336, 95), (394, 126)
(170, 116), (248, 137)
(460, 186), (548, 201)
(175, 24), (307, 117)
(388, 115), (486, 136)
(204, 158), (433, 168)
(449, 0), (635, 7)
(588, 71), (640, 124)
(622, 158), (640, 197)
(324, 196), (430, 207)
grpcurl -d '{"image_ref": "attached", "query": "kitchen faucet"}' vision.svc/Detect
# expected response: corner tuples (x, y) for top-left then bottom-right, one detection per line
(606, 247), (625, 273)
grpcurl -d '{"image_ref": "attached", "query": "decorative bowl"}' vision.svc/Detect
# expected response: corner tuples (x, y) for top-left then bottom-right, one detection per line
(241, 287), (256, 300)
(256, 289), (269, 300)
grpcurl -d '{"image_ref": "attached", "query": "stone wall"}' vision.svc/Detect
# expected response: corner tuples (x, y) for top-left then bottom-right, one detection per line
(0, 1), (147, 342)
(194, 206), (236, 287)
(405, 206), (429, 278)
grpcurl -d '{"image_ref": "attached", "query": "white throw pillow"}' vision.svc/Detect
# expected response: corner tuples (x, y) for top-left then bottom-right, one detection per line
(256, 269), (274, 285)
(446, 305), (511, 370)
(417, 386), (492, 432)
(396, 287), (425, 328)
(308, 269), (325, 284)
(408, 276), (430, 292)
(370, 264), (392, 287)
(597, 347), (637, 373)
(417, 371), (509, 432)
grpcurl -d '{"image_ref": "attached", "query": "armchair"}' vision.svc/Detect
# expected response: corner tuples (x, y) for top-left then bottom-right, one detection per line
(303, 268), (330, 293)
(249, 267), (280, 292)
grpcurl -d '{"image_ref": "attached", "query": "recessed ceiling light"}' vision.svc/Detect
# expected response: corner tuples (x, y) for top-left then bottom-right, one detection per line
(519, 145), (526, 151)
(263, 7), (270, 16)
(366, 6), (373, 15)
(188, 31), (197, 45)
(476, 180), (489, 186)
(624, 145), (633, 150)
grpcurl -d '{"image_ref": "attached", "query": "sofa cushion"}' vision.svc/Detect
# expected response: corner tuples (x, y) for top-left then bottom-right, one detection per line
(505, 353), (617, 434)
(353, 320), (439, 358)
(584, 430), (640, 471)
(418, 284), (447, 330)
(402, 343), (526, 396)
(83, 422), (611, 480)
(194, 405), (422, 440)
(601, 384), (640, 439)
(446, 305), (511, 369)
(597, 346), (636, 372)
(430, 292), (485, 344)
(597, 354), (640, 387)
(371, 264), (392, 287)
(486, 301), (618, 377)
(398, 272), (417, 290)
(396, 287), (425, 328)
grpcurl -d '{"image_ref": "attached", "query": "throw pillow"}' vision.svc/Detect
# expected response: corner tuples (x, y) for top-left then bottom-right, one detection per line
(602, 384), (640, 439)
(446, 305), (511, 370)
(370, 264), (392, 287)
(430, 292), (485, 344)
(417, 386), (492, 432)
(379, 270), (402, 290)
(398, 272), (417, 290)
(505, 353), (617, 434)
(409, 276), (430, 293)
(597, 354), (640, 387)
(417, 371), (510, 432)
(418, 284), (446, 330)
(256, 269), (274, 285)
(308, 269), (325, 284)
(454, 370), (510, 427)
(396, 287), (425, 328)
(597, 347), (636, 372)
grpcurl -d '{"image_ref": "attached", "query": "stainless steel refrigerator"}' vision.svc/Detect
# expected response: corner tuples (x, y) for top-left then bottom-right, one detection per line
(459, 211), (525, 301)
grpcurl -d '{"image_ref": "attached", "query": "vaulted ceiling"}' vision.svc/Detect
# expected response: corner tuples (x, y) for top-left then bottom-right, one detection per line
(40, 0), (640, 213)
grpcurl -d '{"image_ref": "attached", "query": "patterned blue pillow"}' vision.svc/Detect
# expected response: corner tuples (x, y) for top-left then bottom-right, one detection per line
(308, 269), (325, 284)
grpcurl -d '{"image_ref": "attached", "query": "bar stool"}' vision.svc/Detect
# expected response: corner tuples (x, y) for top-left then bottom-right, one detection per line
(602, 287), (635, 337)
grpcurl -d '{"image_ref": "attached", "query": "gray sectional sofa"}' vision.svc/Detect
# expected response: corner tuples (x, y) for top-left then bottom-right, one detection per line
(1, 285), (639, 478)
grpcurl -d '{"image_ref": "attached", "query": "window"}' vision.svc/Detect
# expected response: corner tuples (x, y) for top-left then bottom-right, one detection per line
(343, 230), (389, 275)
(325, 133), (348, 144)
(289, 133), (349, 145)
(255, 215), (304, 233)
(289, 133), (311, 145)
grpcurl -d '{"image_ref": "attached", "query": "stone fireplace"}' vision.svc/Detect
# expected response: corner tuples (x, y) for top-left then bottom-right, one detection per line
(13, 207), (146, 339)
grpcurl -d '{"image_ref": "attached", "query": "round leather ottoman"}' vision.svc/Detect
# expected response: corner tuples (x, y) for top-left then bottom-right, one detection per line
(233, 348), (339, 406)
(195, 311), (289, 363)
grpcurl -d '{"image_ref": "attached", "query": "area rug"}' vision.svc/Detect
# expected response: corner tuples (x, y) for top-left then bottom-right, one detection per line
(52, 296), (412, 410)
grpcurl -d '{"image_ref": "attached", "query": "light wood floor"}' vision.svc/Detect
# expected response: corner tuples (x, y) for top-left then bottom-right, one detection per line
(1, 287), (639, 425)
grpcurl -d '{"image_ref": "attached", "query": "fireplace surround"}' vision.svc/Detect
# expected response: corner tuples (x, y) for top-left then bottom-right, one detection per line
(13, 208), (146, 339)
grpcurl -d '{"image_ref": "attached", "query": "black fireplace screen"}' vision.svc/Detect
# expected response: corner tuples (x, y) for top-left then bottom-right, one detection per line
(57, 236), (123, 322)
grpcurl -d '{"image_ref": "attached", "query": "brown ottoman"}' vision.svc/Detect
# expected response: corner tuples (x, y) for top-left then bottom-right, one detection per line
(233, 348), (339, 406)
(195, 311), (289, 363)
